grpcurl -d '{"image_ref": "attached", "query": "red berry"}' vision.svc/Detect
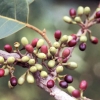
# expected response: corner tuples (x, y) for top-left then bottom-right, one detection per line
(25, 44), (33, 53)
(0, 68), (5, 77)
(64, 75), (73, 83)
(71, 34), (77, 40)
(91, 37), (98, 44)
(4, 44), (12, 53)
(31, 38), (39, 47)
(40, 45), (48, 54)
(62, 58), (68, 63)
(62, 48), (70, 59)
(79, 80), (88, 91)
(47, 80), (55, 88)
(10, 77), (18, 86)
(72, 90), (80, 98)
(79, 43), (86, 51)
(68, 39), (77, 47)
(54, 30), (62, 41)
(95, 11), (100, 18)
(69, 8), (76, 18)
(59, 80), (68, 88)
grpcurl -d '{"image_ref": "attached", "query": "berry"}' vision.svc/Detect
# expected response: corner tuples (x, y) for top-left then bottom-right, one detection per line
(63, 16), (72, 23)
(95, 11), (100, 18)
(71, 34), (77, 40)
(48, 60), (55, 68)
(79, 80), (88, 91)
(64, 75), (73, 83)
(68, 39), (77, 47)
(59, 80), (68, 88)
(31, 38), (39, 47)
(7, 56), (15, 64)
(21, 37), (29, 46)
(37, 53), (47, 59)
(79, 43), (86, 51)
(56, 66), (63, 73)
(40, 71), (48, 78)
(10, 77), (18, 86)
(69, 8), (76, 18)
(62, 48), (70, 59)
(72, 90), (80, 98)
(54, 30), (62, 40)
(84, 7), (91, 15)
(21, 56), (30, 62)
(80, 35), (87, 42)
(40, 45), (48, 54)
(90, 36), (98, 44)
(77, 6), (84, 16)
(0, 68), (5, 77)
(35, 64), (43, 71)
(4, 44), (12, 53)
(36, 39), (44, 48)
(25, 44), (33, 53)
(47, 80), (55, 88)
(26, 73), (34, 83)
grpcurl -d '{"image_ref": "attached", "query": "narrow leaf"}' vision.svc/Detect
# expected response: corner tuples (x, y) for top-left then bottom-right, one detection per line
(26, 0), (35, 5)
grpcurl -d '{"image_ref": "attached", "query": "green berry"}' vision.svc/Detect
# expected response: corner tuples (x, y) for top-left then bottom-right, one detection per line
(7, 56), (15, 64)
(67, 36), (73, 42)
(48, 60), (55, 68)
(60, 35), (68, 43)
(26, 73), (34, 83)
(74, 17), (82, 23)
(0, 56), (4, 64)
(80, 35), (87, 42)
(29, 66), (37, 73)
(28, 59), (35, 65)
(8, 80), (14, 89)
(63, 16), (72, 23)
(53, 42), (60, 49)
(21, 37), (29, 46)
(36, 39), (44, 48)
(35, 64), (43, 71)
(37, 53), (47, 59)
(77, 6), (84, 16)
(96, 8), (100, 12)
(56, 66), (63, 73)
(67, 86), (75, 94)
(21, 56), (30, 62)
(84, 6), (91, 15)
(40, 71), (48, 78)
(18, 74), (26, 85)
(4, 68), (9, 76)
(49, 46), (57, 55)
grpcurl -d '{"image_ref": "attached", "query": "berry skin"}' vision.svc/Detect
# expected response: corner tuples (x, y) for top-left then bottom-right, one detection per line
(59, 80), (68, 88)
(69, 8), (76, 18)
(0, 68), (5, 77)
(90, 36), (98, 44)
(4, 44), (12, 53)
(54, 30), (62, 41)
(95, 11), (100, 18)
(72, 90), (80, 98)
(62, 48), (70, 59)
(47, 80), (55, 88)
(79, 80), (88, 91)
(79, 43), (86, 51)
(25, 44), (33, 53)
(10, 77), (18, 86)
(40, 45), (48, 54)
(68, 39), (77, 47)
(71, 34), (77, 40)
(64, 75), (73, 83)
(31, 38), (39, 47)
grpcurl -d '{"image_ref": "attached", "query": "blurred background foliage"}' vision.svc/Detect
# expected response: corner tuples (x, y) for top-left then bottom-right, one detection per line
(0, 0), (100, 100)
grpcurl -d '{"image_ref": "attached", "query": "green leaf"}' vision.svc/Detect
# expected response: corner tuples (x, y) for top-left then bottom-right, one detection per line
(0, 0), (29, 22)
(26, 0), (35, 5)
(0, 15), (26, 39)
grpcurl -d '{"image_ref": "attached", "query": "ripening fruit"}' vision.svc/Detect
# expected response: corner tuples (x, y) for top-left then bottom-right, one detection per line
(21, 56), (30, 62)
(48, 60), (55, 68)
(4, 68), (9, 76)
(77, 6), (84, 16)
(28, 59), (35, 65)
(64, 75), (73, 83)
(60, 35), (68, 43)
(47, 80), (55, 88)
(40, 45), (48, 54)
(69, 8), (76, 18)
(26, 73), (34, 83)
(80, 35), (87, 42)
(53, 42), (60, 49)
(21, 37), (29, 46)
(90, 36), (98, 44)
(67, 36), (73, 42)
(0, 56), (4, 64)
(95, 11), (100, 18)
(84, 6), (91, 15)
(63, 16), (72, 23)
(68, 39), (77, 47)
(4, 44), (12, 53)
(49, 46), (57, 55)
(0, 68), (5, 77)
(79, 80), (88, 91)
(56, 66), (63, 73)
(72, 90), (80, 98)
(79, 42), (86, 51)
(67, 86), (75, 94)
(62, 48), (70, 59)
(35, 64), (43, 71)
(18, 74), (26, 85)
(7, 56), (15, 64)
(29, 66), (37, 73)
(71, 34), (77, 40)
(10, 77), (18, 86)
(54, 30), (62, 41)
(25, 44), (33, 53)
(37, 53), (47, 59)
(36, 39), (44, 48)
(31, 38), (39, 47)
(40, 71), (48, 78)
(59, 80), (68, 88)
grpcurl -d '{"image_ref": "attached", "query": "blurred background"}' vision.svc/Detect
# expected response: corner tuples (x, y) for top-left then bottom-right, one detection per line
(0, 0), (100, 100)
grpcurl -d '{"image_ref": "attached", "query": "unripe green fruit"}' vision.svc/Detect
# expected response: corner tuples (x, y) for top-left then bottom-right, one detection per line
(60, 35), (68, 43)
(49, 46), (57, 55)
(77, 6), (84, 16)
(96, 8), (100, 12)
(40, 71), (48, 78)
(0, 56), (4, 64)
(48, 60), (55, 68)
(21, 56), (30, 62)
(80, 35), (87, 42)
(21, 37), (29, 46)
(7, 56), (15, 64)
(36, 39), (44, 48)
(74, 17), (82, 23)
(29, 66), (37, 73)
(35, 64), (43, 71)
(4, 68), (9, 76)
(67, 36), (73, 42)
(56, 66), (63, 73)
(37, 53), (47, 59)
(47, 50), (52, 58)
(28, 59), (35, 65)
(53, 42), (60, 49)
(63, 62), (78, 70)
(84, 7), (91, 15)
(18, 74), (26, 85)
(67, 86), (75, 94)
(8, 80), (13, 89)
(26, 73), (34, 83)
(63, 16), (72, 23)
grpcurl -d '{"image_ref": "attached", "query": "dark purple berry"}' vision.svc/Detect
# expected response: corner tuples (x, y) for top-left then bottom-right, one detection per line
(59, 80), (68, 88)
(54, 30), (62, 41)
(95, 11), (100, 18)
(62, 48), (70, 59)
(68, 39), (77, 47)
(64, 75), (73, 83)
(72, 90), (80, 98)
(79, 43), (86, 51)
(10, 77), (18, 86)
(40, 45), (48, 54)
(31, 38), (39, 47)
(25, 44), (33, 53)
(47, 80), (55, 88)
(4, 44), (12, 53)
(69, 8), (76, 18)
